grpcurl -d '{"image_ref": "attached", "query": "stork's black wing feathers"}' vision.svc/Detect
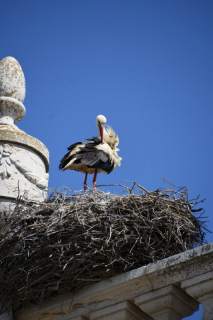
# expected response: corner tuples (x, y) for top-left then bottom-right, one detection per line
(59, 137), (114, 173)
(68, 142), (82, 151)
(59, 142), (83, 170)
(75, 141), (114, 173)
(86, 137), (101, 144)
(91, 156), (114, 173)
(59, 139), (98, 170)
(59, 150), (71, 170)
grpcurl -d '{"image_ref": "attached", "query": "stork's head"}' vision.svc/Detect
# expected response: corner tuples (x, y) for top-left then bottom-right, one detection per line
(96, 114), (107, 125)
(96, 114), (107, 143)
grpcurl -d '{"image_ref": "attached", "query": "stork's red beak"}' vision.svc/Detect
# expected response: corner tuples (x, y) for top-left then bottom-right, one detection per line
(99, 124), (104, 143)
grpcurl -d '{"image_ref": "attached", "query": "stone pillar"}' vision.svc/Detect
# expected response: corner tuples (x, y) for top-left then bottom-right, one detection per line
(90, 301), (152, 320)
(182, 272), (213, 320)
(0, 56), (49, 210)
(135, 285), (198, 320)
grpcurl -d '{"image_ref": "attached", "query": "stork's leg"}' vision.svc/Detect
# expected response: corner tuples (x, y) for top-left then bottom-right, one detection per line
(83, 173), (88, 191)
(93, 169), (98, 191)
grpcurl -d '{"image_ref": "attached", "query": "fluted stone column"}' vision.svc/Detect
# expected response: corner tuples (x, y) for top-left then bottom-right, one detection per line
(0, 56), (49, 210)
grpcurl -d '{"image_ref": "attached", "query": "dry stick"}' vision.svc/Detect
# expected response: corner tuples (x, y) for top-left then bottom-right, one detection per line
(135, 183), (150, 194)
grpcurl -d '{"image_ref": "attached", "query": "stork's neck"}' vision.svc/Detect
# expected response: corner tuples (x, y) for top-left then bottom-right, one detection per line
(99, 124), (104, 143)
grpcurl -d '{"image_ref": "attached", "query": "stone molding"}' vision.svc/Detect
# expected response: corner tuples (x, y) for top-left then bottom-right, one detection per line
(0, 97), (25, 124)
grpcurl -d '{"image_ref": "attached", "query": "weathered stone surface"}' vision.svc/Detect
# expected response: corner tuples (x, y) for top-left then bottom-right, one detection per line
(0, 143), (48, 201)
(0, 97), (25, 125)
(90, 301), (152, 320)
(0, 124), (49, 166)
(0, 57), (25, 103)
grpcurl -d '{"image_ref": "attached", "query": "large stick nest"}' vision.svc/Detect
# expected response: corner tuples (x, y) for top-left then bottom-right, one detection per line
(0, 186), (205, 311)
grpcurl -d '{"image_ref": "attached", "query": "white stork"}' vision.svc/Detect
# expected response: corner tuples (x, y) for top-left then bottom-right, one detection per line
(59, 115), (122, 191)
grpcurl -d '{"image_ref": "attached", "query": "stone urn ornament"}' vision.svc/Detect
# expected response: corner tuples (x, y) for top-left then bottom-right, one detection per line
(0, 56), (49, 210)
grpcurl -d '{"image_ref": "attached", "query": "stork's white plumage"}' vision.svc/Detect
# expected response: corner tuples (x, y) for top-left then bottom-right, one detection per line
(59, 115), (122, 190)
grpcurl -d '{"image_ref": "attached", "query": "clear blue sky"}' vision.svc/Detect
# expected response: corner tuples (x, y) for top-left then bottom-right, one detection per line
(1, 1), (212, 318)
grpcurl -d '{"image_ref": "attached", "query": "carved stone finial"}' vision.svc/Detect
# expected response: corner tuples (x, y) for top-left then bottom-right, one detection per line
(0, 57), (49, 209)
(0, 56), (26, 125)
